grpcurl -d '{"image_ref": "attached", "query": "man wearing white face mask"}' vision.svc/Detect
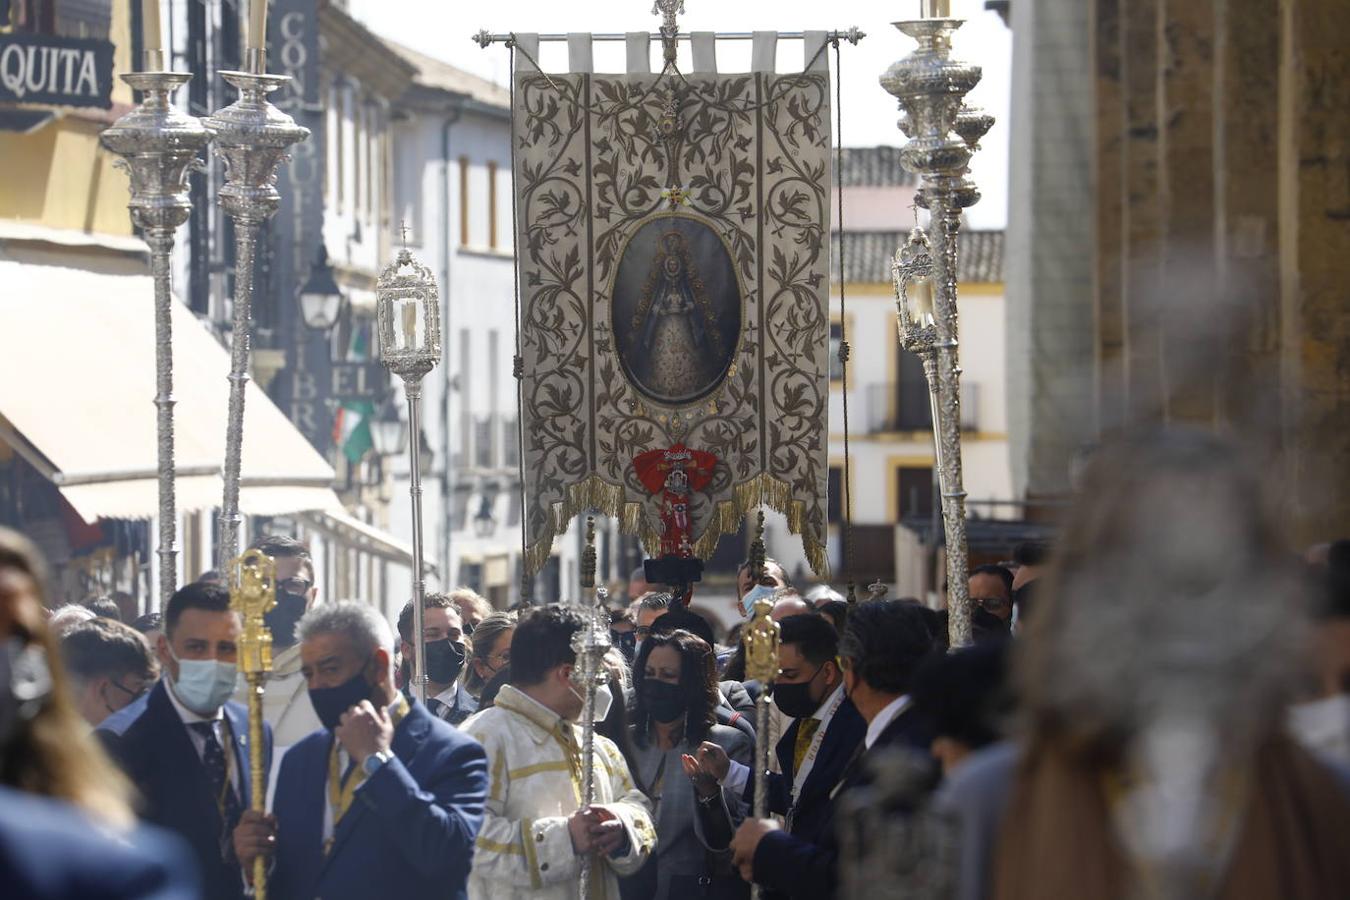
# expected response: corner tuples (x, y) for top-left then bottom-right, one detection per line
(462, 605), (655, 900)
(99, 582), (270, 900)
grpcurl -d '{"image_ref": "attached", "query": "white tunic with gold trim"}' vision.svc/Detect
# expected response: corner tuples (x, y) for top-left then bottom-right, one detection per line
(463, 685), (656, 900)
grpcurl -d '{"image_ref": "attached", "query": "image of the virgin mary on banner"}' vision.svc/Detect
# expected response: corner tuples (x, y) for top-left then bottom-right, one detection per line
(631, 231), (726, 402)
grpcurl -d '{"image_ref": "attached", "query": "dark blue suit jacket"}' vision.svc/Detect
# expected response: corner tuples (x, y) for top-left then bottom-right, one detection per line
(0, 786), (200, 900)
(752, 703), (937, 900)
(97, 680), (270, 900)
(270, 697), (488, 900)
(744, 694), (867, 851)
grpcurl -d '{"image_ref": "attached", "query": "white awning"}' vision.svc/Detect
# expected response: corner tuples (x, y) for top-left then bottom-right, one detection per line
(300, 509), (424, 570)
(0, 260), (343, 522)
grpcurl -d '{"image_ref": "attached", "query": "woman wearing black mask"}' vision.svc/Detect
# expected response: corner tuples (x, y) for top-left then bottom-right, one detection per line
(623, 630), (752, 900)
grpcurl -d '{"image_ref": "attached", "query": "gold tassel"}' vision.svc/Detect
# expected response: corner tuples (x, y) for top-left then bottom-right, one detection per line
(523, 471), (829, 581)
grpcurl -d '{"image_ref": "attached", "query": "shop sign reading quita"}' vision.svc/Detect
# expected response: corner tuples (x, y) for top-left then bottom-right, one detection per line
(0, 31), (114, 109)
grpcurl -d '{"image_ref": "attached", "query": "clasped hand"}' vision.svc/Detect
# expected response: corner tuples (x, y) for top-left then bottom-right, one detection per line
(568, 805), (626, 857)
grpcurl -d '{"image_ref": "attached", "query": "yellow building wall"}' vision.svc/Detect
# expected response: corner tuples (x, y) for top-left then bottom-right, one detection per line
(0, 0), (137, 236)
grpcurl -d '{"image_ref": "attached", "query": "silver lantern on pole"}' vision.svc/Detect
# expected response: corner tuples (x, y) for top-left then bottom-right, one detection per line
(204, 18), (310, 568)
(101, 37), (210, 611)
(571, 516), (612, 900)
(375, 237), (442, 703)
(881, 0), (992, 649)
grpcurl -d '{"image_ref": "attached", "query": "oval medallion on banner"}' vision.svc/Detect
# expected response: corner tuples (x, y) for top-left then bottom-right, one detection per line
(612, 215), (741, 406)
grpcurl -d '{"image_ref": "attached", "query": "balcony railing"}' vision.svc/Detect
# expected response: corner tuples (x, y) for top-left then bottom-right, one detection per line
(862, 380), (980, 434)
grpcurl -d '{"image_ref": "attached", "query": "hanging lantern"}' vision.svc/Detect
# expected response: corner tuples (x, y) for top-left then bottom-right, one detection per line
(376, 245), (441, 381)
(891, 226), (937, 352)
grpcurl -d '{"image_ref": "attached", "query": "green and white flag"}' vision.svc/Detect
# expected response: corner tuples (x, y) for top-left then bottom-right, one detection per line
(333, 325), (374, 464)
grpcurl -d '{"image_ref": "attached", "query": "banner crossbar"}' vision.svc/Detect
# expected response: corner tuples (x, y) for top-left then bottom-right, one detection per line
(473, 28), (864, 48)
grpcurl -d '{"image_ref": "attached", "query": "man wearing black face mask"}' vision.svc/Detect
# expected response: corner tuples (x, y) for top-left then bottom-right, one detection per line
(397, 593), (476, 726)
(232, 601), (488, 900)
(687, 614), (865, 900)
(232, 535), (321, 755)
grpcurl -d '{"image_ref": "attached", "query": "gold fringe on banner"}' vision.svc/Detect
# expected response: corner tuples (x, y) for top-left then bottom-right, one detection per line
(522, 471), (829, 593)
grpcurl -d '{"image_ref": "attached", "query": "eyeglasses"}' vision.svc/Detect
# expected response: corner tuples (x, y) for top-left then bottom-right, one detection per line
(488, 650), (511, 667)
(279, 577), (313, 594)
(975, 596), (1010, 613)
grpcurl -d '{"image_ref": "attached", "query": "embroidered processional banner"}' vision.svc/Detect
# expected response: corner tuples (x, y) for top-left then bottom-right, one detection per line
(513, 33), (832, 575)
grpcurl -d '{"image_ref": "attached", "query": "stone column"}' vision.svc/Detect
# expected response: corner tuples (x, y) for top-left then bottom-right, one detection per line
(1157, 0), (1218, 423)
(1278, 0), (1350, 543)
(1092, 0), (1127, 434)
(1119, 0), (1166, 421)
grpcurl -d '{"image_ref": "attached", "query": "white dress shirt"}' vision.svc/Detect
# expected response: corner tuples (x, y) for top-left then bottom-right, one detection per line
(164, 677), (241, 797)
(864, 695), (911, 750)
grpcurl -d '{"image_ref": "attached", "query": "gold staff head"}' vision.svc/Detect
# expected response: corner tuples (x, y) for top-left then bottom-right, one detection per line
(742, 592), (780, 685)
(230, 549), (277, 676)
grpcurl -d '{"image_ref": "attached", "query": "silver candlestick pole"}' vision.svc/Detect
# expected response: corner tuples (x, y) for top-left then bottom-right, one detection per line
(376, 237), (442, 703)
(204, 52), (309, 568)
(882, 7), (992, 649)
(571, 517), (612, 900)
(101, 53), (211, 611)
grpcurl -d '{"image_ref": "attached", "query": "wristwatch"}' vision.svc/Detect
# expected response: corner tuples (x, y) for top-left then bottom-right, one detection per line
(362, 749), (394, 777)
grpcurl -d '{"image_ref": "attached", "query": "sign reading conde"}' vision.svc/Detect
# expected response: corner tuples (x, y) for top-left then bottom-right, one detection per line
(0, 32), (114, 110)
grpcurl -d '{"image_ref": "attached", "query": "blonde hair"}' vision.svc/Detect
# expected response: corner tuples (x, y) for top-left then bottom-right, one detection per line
(0, 527), (135, 829)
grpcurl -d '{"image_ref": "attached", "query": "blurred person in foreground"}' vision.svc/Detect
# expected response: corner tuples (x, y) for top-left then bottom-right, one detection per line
(724, 601), (935, 900)
(940, 429), (1350, 900)
(99, 582), (268, 900)
(465, 611), (517, 700)
(233, 601), (487, 900)
(910, 642), (1009, 777)
(0, 526), (198, 898)
(398, 592), (476, 725)
(462, 605), (655, 900)
(1288, 540), (1350, 764)
(60, 617), (158, 726)
(625, 629), (752, 900)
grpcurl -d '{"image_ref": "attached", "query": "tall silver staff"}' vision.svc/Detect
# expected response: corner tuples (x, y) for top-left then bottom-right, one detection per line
(571, 517), (612, 898)
(101, 28), (209, 610)
(881, 0), (991, 648)
(375, 236), (442, 703)
(205, 7), (309, 567)
(742, 511), (780, 900)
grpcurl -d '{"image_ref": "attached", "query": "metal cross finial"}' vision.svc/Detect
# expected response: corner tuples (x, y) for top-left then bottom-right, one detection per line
(652, 0), (685, 29)
(653, 0), (685, 66)
(400, 220), (409, 249)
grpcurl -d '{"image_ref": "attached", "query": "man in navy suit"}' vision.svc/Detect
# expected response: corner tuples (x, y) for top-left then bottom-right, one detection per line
(729, 601), (937, 900)
(99, 582), (268, 900)
(233, 600), (487, 900)
(692, 614), (867, 899)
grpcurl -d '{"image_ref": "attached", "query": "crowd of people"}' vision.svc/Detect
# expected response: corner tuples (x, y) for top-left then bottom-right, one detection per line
(2, 428), (1349, 899)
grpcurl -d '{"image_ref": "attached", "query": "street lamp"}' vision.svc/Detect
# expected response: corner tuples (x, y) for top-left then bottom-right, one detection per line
(376, 239), (441, 703)
(474, 483), (498, 538)
(370, 393), (409, 458)
(297, 243), (346, 331)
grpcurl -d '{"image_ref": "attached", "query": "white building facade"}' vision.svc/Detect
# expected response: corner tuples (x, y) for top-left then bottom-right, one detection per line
(382, 40), (581, 610)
